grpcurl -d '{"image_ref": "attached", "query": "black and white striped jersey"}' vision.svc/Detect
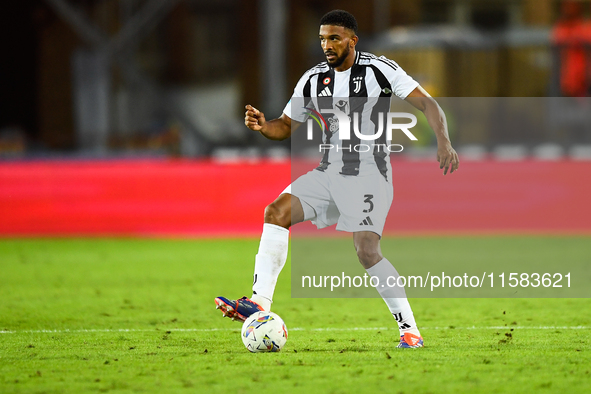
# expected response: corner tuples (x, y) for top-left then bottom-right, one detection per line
(283, 51), (419, 181)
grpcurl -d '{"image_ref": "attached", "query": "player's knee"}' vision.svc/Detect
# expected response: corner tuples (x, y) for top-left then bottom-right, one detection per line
(264, 202), (290, 229)
(355, 245), (381, 268)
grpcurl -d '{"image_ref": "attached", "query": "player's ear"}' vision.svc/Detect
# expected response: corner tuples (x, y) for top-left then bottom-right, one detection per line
(350, 35), (358, 48)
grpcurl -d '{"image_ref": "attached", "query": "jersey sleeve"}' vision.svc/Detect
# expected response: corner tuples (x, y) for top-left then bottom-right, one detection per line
(375, 56), (419, 99)
(283, 71), (313, 123)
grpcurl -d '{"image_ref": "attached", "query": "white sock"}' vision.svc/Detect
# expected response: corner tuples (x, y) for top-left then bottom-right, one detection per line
(365, 258), (420, 337)
(251, 223), (289, 311)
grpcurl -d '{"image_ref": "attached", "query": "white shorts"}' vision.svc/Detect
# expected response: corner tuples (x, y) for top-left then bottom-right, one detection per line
(282, 170), (393, 236)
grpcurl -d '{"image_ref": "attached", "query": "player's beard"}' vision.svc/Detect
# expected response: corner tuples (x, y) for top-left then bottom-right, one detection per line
(326, 46), (350, 69)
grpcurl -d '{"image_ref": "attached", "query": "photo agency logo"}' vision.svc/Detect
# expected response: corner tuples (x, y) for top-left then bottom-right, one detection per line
(303, 101), (418, 153)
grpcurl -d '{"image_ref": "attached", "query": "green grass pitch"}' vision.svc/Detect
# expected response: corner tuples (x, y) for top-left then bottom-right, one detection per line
(1, 237), (590, 393)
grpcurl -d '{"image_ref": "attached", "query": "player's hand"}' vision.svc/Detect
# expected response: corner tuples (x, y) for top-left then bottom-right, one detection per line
(437, 142), (459, 175)
(244, 105), (266, 132)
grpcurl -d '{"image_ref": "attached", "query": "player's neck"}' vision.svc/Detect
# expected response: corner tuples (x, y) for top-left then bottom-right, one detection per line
(334, 49), (356, 72)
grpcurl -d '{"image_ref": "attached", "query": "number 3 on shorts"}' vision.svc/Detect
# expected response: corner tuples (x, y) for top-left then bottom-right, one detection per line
(363, 194), (374, 213)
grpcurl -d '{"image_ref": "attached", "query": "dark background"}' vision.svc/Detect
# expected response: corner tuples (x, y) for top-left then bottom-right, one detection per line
(0, 0), (588, 158)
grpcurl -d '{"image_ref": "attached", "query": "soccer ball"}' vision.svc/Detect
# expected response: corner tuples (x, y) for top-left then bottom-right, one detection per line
(241, 311), (288, 352)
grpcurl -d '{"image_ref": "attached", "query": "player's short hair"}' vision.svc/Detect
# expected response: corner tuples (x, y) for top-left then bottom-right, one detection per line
(320, 10), (358, 35)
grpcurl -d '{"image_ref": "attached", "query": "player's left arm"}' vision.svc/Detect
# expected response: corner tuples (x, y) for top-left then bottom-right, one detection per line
(405, 86), (459, 175)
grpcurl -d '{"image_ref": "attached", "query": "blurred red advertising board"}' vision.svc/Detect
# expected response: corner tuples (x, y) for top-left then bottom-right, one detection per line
(0, 159), (589, 237)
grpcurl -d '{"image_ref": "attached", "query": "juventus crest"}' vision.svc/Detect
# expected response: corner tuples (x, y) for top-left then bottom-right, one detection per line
(353, 76), (363, 94)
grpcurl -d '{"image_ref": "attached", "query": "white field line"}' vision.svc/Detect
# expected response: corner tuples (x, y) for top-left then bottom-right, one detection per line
(0, 326), (589, 334)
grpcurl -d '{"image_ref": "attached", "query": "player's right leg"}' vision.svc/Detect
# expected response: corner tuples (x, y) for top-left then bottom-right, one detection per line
(215, 192), (305, 322)
(249, 193), (304, 310)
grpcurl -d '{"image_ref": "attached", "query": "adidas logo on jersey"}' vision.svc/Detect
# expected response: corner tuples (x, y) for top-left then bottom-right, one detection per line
(318, 86), (332, 97)
(359, 216), (373, 226)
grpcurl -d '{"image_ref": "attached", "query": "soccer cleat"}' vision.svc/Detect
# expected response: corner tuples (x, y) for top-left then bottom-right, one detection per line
(397, 332), (424, 348)
(214, 296), (264, 322)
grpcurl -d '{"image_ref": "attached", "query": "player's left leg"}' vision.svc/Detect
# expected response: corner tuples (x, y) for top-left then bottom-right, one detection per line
(353, 231), (423, 348)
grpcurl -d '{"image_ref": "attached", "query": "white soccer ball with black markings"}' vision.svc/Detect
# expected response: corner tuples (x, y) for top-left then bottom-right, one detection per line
(241, 311), (288, 353)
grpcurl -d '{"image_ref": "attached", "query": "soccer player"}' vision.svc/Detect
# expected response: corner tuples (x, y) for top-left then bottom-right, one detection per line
(215, 10), (459, 348)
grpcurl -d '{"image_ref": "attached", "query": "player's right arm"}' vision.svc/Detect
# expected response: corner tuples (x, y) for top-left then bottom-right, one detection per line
(244, 105), (301, 141)
(245, 65), (316, 141)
